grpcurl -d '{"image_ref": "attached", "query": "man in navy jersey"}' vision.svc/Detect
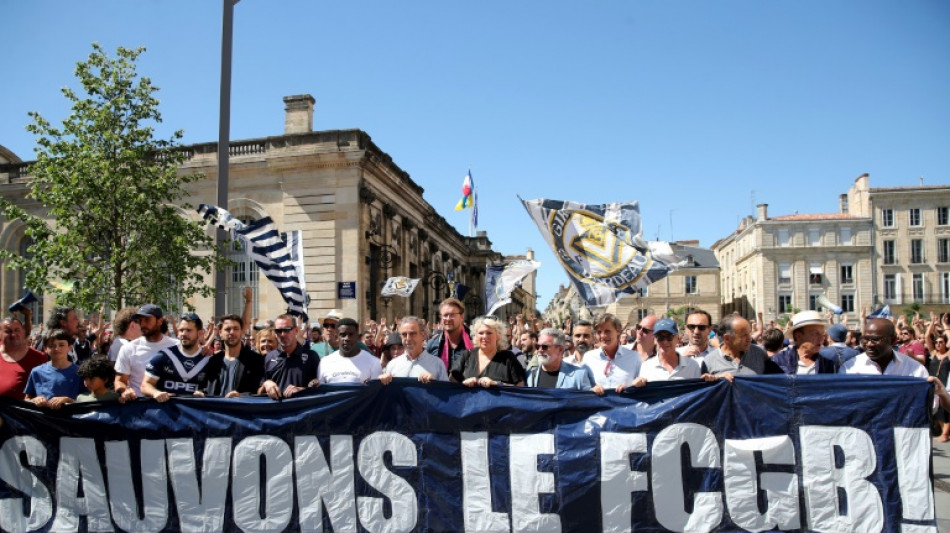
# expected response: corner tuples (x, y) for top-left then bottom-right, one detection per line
(142, 314), (222, 402)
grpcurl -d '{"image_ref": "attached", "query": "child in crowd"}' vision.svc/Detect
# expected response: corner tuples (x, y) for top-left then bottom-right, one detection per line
(23, 329), (86, 409)
(76, 357), (120, 402)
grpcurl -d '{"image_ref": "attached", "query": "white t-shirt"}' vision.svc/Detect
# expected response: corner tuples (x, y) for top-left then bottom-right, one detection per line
(318, 350), (382, 384)
(114, 336), (179, 395)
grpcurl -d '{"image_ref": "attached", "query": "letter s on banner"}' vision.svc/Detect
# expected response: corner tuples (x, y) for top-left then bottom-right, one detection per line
(357, 431), (418, 533)
(800, 426), (884, 532)
(0, 436), (52, 533)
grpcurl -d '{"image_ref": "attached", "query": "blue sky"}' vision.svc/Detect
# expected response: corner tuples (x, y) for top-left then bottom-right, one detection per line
(2, 1), (949, 310)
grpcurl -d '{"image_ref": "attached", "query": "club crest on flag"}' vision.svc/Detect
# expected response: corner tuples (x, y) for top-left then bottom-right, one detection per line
(381, 277), (420, 298)
(521, 197), (681, 307)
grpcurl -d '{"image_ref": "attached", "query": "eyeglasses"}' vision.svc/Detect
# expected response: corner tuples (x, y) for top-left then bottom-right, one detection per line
(537, 344), (561, 350)
(441, 312), (461, 319)
(274, 327), (294, 334)
(686, 324), (708, 331)
(862, 335), (884, 344)
(655, 332), (676, 341)
(636, 325), (653, 334)
(322, 322), (337, 329)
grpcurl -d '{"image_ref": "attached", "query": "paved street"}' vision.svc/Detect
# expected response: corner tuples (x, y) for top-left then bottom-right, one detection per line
(935, 438), (950, 531)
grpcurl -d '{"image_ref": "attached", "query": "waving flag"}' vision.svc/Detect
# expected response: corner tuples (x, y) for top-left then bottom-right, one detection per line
(485, 260), (541, 315)
(455, 170), (474, 210)
(520, 197), (681, 308)
(198, 204), (309, 318)
(381, 277), (420, 297)
(867, 305), (893, 320)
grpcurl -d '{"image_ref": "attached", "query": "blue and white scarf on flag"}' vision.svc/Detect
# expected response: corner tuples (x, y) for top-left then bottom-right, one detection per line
(520, 197), (681, 308)
(485, 260), (541, 315)
(381, 277), (420, 298)
(198, 204), (309, 317)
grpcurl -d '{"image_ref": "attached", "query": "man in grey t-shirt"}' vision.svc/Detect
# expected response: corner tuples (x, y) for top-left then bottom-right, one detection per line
(702, 315), (782, 379)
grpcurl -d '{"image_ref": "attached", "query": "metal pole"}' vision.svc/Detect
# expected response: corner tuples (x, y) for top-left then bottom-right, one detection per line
(215, 0), (237, 319)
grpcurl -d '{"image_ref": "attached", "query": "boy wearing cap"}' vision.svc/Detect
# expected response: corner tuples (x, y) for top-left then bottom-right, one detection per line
(114, 304), (179, 402)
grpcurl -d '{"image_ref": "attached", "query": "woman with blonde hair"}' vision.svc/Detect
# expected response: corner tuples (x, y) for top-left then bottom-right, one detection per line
(255, 327), (278, 356)
(450, 315), (525, 387)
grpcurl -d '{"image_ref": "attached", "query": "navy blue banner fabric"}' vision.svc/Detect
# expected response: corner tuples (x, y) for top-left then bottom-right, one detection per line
(0, 376), (937, 532)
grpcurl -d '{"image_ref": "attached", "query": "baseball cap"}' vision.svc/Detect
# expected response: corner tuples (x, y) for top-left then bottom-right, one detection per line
(132, 304), (163, 320)
(653, 318), (678, 335)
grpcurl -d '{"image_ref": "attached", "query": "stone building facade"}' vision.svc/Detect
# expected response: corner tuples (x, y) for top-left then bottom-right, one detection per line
(713, 173), (950, 323)
(0, 94), (530, 326)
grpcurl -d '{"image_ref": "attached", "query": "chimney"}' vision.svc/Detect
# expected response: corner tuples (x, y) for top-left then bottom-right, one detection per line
(756, 203), (768, 222)
(839, 193), (849, 214)
(283, 94), (315, 134)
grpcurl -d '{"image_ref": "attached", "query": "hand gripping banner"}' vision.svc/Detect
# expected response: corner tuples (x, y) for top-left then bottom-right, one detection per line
(0, 376), (936, 532)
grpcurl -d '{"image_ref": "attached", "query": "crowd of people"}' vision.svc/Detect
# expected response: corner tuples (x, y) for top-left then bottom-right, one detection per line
(2, 295), (950, 440)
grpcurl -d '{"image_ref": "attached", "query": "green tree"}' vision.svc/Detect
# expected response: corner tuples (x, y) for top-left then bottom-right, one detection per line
(0, 43), (225, 311)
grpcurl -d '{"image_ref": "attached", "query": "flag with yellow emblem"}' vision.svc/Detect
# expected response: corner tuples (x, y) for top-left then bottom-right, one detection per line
(520, 197), (681, 307)
(381, 276), (420, 297)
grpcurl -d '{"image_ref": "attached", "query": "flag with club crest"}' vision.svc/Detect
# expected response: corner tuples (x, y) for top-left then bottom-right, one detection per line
(520, 197), (681, 308)
(381, 277), (420, 298)
(198, 204), (309, 318)
(485, 260), (541, 316)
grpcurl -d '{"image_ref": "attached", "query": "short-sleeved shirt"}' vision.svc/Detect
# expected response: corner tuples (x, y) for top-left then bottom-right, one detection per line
(450, 349), (526, 385)
(897, 341), (928, 361)
(145, 345), (224, 394)
(385, 351), (449, 381)
(0, 348), (48, 399)
(701, 344), (783, 376)
(24, 362), (85, 400)
(262, 344), (320, 390)
(318, 350), (382, 384)
(639, 354), (702, 382)
(583, 346), (642, 388)
(840, 351), (929, 378)
(114, 336), (179, 395)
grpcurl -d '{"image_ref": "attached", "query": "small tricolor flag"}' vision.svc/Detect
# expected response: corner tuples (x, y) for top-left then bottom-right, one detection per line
(455, 170), (474, 211)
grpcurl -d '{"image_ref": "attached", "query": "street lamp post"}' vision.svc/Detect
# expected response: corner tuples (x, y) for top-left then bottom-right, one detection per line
(215, 0), (239, 318)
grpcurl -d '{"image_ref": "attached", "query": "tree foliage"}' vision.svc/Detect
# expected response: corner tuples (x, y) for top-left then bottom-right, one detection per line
(0, 43), (225, 311)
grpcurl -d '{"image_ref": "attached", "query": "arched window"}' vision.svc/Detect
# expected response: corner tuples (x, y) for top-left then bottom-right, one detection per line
(226, 216), (260, 318)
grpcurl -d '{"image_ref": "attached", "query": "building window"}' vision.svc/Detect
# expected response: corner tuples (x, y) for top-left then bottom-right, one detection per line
(939, 207), (949, 226)
(809, 294), (820, 311)
(884, 274), (897, 301)
(638, 286), (649, 297)
(939, 239), (950, 263)
(839, 227), (852, 245)
(809, 228), (821, 246)
(909, 208), (921, 227)
(883, 240), (896, 265)
(779, 263), (792, 285)
(778, 229), (789, 247)
(636, 309), (650, 321)
(911, 239), (924, 264)
(840, 293), (855, 313)
(913, 273), (924, 301)
(226, 217), (260, 317)
(778, 294), (793, 314)
(685, 276), (697, 294)
(882, 209), (894, 227)
(943, 273), (950, 304)
(809, 264), (823, 285)
(840, 264), (854, 284)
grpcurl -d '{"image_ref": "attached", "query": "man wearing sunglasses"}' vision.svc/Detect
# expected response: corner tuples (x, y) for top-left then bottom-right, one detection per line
(525, 328), (598, 392)
(677, 309), (715, 365)
(630, 315), (658, 361)
(259, 314), (320, 399)
(312, 309), (344, 358)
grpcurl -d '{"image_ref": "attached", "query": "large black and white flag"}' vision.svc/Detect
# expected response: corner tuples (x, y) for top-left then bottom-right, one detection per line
(520, 197), (681, 307)
(485, 260), (540, 315)
(198, 204), (309, 317)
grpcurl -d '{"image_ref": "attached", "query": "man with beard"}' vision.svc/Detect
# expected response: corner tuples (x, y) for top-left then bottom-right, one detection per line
(141, 314), (222, 401)
(259, 314), (320, 399)
(425, 298), (473, 370)
(676, 309), (715, 365)
(205, 314), (264, 397)
(0, 317), (47, 399)
(564, 320), (593, 365)
(379, 316), (446, 384)
(318, 318), (382, 384)
(526, 328), (598, 392)
(115, 304), (178, 403)
(840, 318), (929, 377)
